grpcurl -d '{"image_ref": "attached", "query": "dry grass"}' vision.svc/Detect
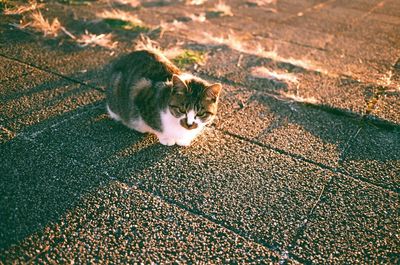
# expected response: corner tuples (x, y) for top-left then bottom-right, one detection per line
(134, 35), (160, 51)
(3, 0), (44, 15)
(246, 0), (276, 6)
(76, 30), (118, 49)
(158, 19), (188, 37)
(97, 9), (143, 25)
(211, 1), (233, 16)
(133, 35), (184, 59)
(186, 0), (208, 5)
(189, 13), (207, 23)
(279, 92), (319, 104)
(133, 35), (204, 67)
(18, 11), (62, 37)
(251, 66), (298, 83)
(108, 0), (140, 7)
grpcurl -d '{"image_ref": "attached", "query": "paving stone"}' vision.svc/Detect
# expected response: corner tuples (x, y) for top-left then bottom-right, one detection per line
(291, 175), (399, 264)
(104, 130), (333, 249)
(340, 124), (400, 191)
(1, 181), (281, 264)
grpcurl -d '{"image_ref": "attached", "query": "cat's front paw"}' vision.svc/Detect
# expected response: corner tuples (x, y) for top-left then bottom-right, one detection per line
(176, 139), (192, 147)
(159, 137), (176, 146)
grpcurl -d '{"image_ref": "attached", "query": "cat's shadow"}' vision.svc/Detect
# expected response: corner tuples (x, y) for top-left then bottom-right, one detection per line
(0, 101), (177, 250)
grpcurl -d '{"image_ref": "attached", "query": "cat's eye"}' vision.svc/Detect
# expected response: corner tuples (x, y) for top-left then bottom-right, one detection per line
(170, 105), (186, 113)
(196, 111), (210, 118)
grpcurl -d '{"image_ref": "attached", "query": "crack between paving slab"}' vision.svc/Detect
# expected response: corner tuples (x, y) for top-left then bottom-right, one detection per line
(0, 53), (105, 93)
(279, 176), (334, 265)
(338, 126), (363, 165)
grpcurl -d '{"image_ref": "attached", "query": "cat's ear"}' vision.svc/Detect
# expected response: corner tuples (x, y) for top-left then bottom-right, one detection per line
(206, 83), (222, 101)
(172, 74), (188, 95)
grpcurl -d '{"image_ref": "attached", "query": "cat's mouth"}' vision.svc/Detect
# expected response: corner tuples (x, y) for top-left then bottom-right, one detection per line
(180, 119), (198, 130)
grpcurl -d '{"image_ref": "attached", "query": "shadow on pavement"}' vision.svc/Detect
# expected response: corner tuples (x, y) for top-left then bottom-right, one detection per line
(0, 100), (175, 250)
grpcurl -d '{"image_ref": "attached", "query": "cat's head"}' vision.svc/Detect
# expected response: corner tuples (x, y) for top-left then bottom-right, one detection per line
(168, 74), (222, 130)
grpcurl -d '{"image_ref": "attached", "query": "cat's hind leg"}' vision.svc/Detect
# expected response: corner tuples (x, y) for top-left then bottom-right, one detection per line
(127, 117), (154, 134)
(106, 104), (121, 121)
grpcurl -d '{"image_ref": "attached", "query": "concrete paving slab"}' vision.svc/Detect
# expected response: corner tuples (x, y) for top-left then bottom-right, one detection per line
(1, 181), (281, 264)
(290, 175), (399, 264)
(103, 129), (334, 250)
(340, 125), (400, 191)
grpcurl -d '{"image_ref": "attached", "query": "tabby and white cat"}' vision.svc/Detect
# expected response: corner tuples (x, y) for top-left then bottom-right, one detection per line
(106, 49), (222, 146)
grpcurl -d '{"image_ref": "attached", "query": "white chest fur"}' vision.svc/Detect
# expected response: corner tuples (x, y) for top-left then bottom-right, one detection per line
(157, 109), (204, 146)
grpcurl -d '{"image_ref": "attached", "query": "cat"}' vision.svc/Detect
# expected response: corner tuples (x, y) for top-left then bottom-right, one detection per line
(106, 49), (222, 146)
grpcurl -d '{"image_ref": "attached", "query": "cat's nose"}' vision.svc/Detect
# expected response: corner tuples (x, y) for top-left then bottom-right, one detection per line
(180, 118), (198, 130)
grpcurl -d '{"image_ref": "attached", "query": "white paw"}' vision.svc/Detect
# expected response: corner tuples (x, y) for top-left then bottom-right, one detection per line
(159, 137), (176, 146)
(176, 139), (192, 147)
